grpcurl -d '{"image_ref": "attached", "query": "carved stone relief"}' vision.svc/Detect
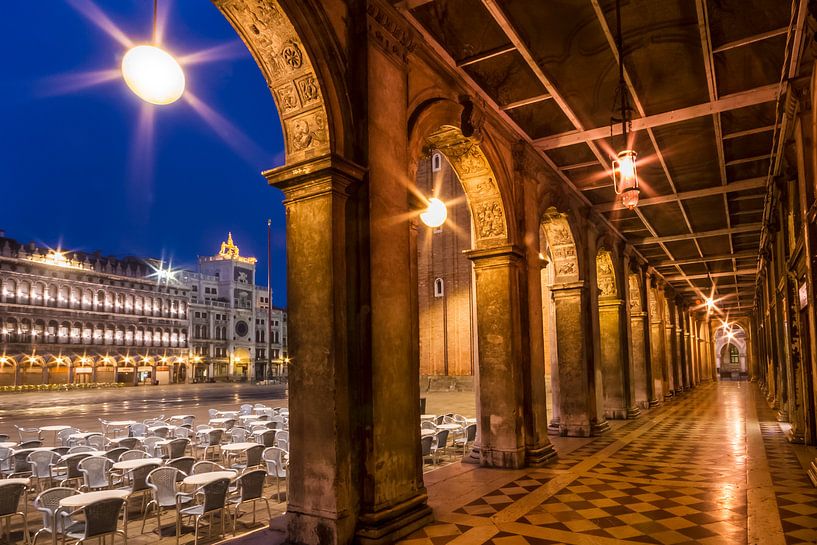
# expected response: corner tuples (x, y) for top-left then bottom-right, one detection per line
(541, 208), (579, 282)
(476, 202), (505, 239)
(629, 274), (641, 312)
(214, 0), (330, 160)
(596, 251), (617, 298)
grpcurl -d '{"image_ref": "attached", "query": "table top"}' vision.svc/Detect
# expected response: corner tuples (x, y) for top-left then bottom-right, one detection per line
(182, 470), (236, 486)
(436, 424), (462, 431)
(69, 432), (101, 439)
(60, 451), (101, 459)
(221, 442), (258, 452)
(111, 457), (163, 470)
(464, 418), (477, 425)
(0, 478), (30, 486)
(209, 417), (233, 424)
(169, 415), (194, 420)
(59, 489), (130, 508)
(39, 425), (71, 432)
(251, 429), (274, 436)
(0, 441), (18, 449)
(420, 414), (436, 420)
(106, 420), (138, 427)
(148, 424), (177, 431)
(13, 447), (55, 453)
(421, 429), (436, 437)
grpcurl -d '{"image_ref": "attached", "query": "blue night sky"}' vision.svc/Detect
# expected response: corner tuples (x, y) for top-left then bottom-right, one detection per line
(0, 1), (288, 301)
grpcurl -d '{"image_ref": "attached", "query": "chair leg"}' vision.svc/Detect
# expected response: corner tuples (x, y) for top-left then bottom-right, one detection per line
(264, 499), (272, 521)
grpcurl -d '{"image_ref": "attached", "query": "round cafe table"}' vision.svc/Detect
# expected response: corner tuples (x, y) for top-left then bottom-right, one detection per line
(435, 423), (462, 431)
(111, 457), (163, 471)
(208, 417), (233, 426)
(182, 470), (236, 487)
(39, 425), (71, 446)
(420, 414), (436, 422)
(421, 429), (435, 437)
(59, 489), (130, 508)
(59, 451), (101, 460)
(2, 478), (31, 486)
(220, 442), (258, 453)
(0, 441), (18, 449)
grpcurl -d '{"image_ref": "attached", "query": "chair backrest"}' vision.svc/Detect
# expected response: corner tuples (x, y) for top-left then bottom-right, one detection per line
(201, 478), (230, 513)
(142, 437), (162, 453)
(262, 447), (286, 477)
(15, 425), (41, 442)
(63, 453), (92, 478)
(52, 447), (70, 457)
(244, 444), (264, 467)
(167, 438), (189, 459)
(222, 418), (237, 431)
(167, 457), (195, 479)
(435, 415), (445, 425)
(147, 466), (182, 505)
(435, 430), (449, 448)
(237, 469), (266, 500)
(420, 435), (434, 456)
(464, 423), (477, 442)
(239, 404), (253, 415)
(19, 439), (43, 449)
(151, 426), (170, 439)
(57, 428), (79, 446)
(79, 456), (111, 489)
(104, 448), (128, 462)
(231, 427), (248, 443)
(421, 421), (436, 431)
(34, 487), (78, 527)
(130, 423), (147, 436)
(0, 482), (27, 516)
(116, 437), (140, 450)
(0, 446), (12, 470)
(11, 450), (33, 473)
(258, 430), (276, 448)
(192, 461), (223, 475)
(127, 462), (161, 492)
(207, 429), (223, 445)
(87, 435), (106, 450)
(120, 449), (148, 461)
(80, 498), (125, 539)
(174, 427), (192, 440)
(68, 446), (95, 454)
(276, 438), (289, 451)
(208, 409), (218, 418)
(28, 450), (59, 478)
(196, 424), (210, 432)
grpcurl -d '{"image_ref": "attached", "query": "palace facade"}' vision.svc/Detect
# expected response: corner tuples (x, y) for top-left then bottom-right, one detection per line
(0, 231), (287, 385)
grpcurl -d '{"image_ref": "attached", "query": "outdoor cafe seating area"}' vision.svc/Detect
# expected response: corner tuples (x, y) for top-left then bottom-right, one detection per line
(419, 413), (477, 469)
(0, 403), (289, 544)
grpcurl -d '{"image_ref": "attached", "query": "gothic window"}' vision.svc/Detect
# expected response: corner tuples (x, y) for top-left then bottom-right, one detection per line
(432, 152), (442, 172)
(729, 345), (739, 365)
(434, 278), (444, 298)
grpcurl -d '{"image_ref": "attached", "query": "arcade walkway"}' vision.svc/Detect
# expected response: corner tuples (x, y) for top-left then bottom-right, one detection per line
(400, 382), (817, 545)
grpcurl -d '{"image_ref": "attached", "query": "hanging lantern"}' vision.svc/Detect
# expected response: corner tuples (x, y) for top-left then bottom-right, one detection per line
(612, 149), (639, 209)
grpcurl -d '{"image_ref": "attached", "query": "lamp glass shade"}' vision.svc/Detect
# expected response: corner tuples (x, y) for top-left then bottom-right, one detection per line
(121, 45), (185, 105)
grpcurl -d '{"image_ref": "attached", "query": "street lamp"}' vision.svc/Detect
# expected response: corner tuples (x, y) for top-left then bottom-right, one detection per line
(420, 197), (447, 228)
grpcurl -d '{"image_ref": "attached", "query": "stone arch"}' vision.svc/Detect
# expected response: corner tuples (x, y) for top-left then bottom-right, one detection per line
(408, 99), (513, 247)
(540, 207), (581, 283)
(213, 0), (350, 164)
(596, 249), (617, 299)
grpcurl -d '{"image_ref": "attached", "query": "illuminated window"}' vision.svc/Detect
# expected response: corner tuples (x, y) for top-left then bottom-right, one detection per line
(432, 152), (442, 172)
(729, 345), (739, 365)
(434, 278), (444, 298)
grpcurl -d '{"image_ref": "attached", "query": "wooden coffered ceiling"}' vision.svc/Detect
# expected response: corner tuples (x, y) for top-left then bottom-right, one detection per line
(395, 0), (813, 314)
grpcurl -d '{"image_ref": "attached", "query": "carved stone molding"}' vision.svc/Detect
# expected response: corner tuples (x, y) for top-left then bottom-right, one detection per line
(542, 207), (580, 283)
(367, 0), (416, 64)
(214, 0), (330, 161)
(596, 250), (617, 298)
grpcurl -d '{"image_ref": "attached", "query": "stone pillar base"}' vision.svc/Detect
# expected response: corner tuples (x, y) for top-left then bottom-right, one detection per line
(287, 511), (356, 545)
(558, 424), (592, 438)
(462, 446), (480, 465)
(480, 446), (527, 469)
(547, 418), (561, 436)
(604, 408), (629, 420)
(664, 393), (674, 401)
(591, 419), (611, 436)
(648, 398), (662, 408)
(626, 406), (641, 419)
(355, 493), (433, 545)
(808, 459), (817, 487)
(525, 442), (558, 467)
(786, 428), (805, 444)
(777, 409), (789, 422)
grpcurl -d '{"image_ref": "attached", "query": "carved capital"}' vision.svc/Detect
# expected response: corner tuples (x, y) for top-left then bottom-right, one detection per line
(367, 0), (416, 64)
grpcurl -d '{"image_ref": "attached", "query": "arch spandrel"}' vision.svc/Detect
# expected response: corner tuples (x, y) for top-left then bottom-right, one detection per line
(425, 126), (508, 244)
(596, 250), (617, 299)
(541, 207), (580, 283)
(628, 274), (641, 312)
(213, 0), (330, 162)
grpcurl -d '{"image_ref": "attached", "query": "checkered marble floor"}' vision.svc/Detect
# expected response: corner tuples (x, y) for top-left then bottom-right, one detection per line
(400, 381), (815, 545)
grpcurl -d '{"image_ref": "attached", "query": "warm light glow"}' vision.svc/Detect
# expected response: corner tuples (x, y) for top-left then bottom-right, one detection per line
(121, 45), (185, 105)
(705, 297), (717, 311)
(420, 198), (448, 228)
(612, 150), (639, 210)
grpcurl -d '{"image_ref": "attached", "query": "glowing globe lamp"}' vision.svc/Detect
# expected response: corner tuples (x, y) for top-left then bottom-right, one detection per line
(612, 149), (639, 210)
(420, 197), (448, 228)
(121, 45), (185, 105)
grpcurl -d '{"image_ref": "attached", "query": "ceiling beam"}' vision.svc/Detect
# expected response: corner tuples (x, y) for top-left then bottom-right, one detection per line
(712, 27), (788, 54)
(501, 94), (552, 111)
(457, 44), (516, 67)
(677, 283), (755, 291)
(595, 177), (765, 212)
(725, 154), (772, 167)
(722, 124), (775, 140)
(560, 160), (599, 171)
(664, 269), (757, 281)
(634, 223), (762, 245)
(533, 84), (779, 150)
(652, 250), (757, 267)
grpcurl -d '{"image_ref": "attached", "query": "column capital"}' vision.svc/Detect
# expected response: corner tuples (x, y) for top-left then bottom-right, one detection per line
(263, 154), (366, 201)
(465, 244), (525, 266)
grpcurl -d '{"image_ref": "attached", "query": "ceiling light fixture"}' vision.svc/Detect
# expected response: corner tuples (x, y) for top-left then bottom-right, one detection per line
(611, 0), (639, 210)
(420, 197), (448, 228)
(121, 0), (185, 105)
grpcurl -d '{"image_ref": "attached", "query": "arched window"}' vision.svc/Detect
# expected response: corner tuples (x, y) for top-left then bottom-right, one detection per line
(729, 345), (739, 365)
(433, 278), (444, 298)
(432, 152), (442, 172)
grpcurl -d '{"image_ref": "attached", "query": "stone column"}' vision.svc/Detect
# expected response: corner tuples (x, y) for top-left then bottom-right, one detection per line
(265, 155), (366, 545)
(519, 175), (558, 466)
(662, 291), (676, 398)
(628, 270), (649, 409)
(356, 16), (434, 541)
(467, 245), (551, 466)
(551, 282), (608, 436)
(647, 280), (665, 405)
(598, 295), (628, 419)
(586, 233), (610, 434)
